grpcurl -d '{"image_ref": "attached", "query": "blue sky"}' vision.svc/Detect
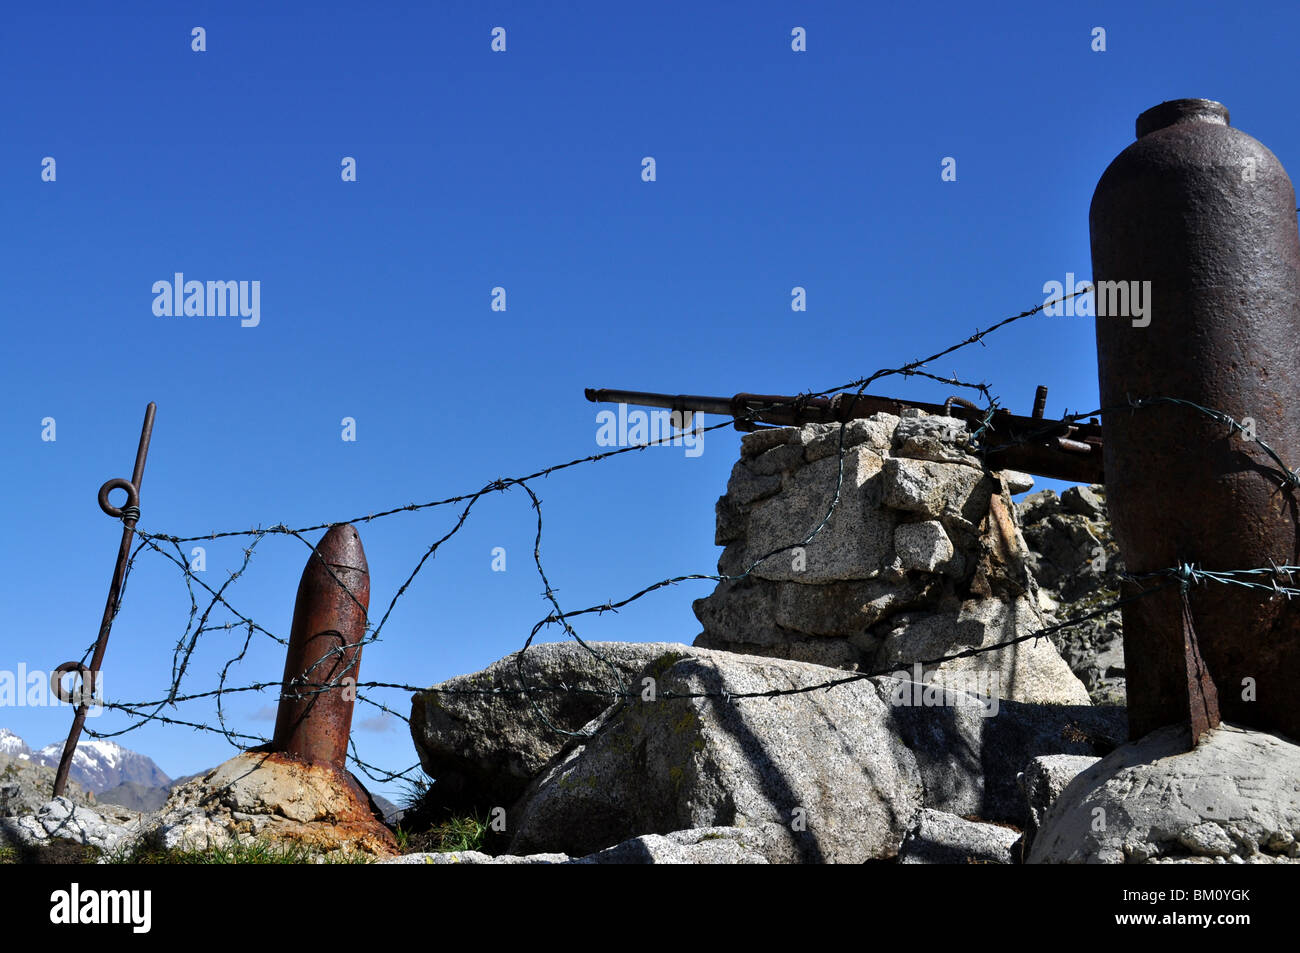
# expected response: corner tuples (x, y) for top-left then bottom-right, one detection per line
(4, 1), (1298, 803)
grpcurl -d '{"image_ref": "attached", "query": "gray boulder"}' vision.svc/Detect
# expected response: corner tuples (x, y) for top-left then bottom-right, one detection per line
(1016, 484), (1126, 706)
(415, 639), (1121, 862)
(410, 641), (692, 812)
(733, 446), (895, 583)
(573, 826), (770, 864)
(1023, 514), (1106, 599)
(893, 520), (960, 576)
(1016, 488), (1060, 526)
(801, 417), (899, 463)
(1060, 485), (1106, 519)
(383, 826), (768, 865)
(387, 849), (571, 864)
(898, 809), (1019, 864)
(1, 754), (96, 817)
(1028, 723), (1300, 863)
(740, 427), (793, 459)
(725, 459), (782, 506)
(747, 442), (806, 476)
(714, 494), (746, 544)
(1017, 754), (1100, 855)
(881, 680), (1124, 824)
(1001, 470), (1035, 494)
(892, 414), (983, 467)
(0, 796), (133, 854)
(694, 574), (934, 647)
(881, 457), (994, 529)
(508, 648), (924, 863)
(694, 414), (1087, 701)
(873, 597), (1092, 705)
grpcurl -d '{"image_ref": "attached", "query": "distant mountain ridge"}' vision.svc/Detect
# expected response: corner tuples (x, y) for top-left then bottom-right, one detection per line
(0, 731), (173, 794)
(4, 729), (401, 821)
(95, 780), (172, 812)
(33, 738), (170, 793)
(0, 728), (31, 760)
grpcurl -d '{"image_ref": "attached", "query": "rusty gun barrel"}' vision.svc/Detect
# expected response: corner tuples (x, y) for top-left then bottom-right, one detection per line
(585, 386), (1103, 483)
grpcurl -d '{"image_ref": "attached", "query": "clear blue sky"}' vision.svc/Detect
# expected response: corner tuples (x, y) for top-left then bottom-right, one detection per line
(4, 1), (1298, 803)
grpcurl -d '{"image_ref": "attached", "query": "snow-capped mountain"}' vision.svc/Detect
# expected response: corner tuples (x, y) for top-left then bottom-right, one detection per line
(33, 738), (170, 793)
(0, 728), (31, 760)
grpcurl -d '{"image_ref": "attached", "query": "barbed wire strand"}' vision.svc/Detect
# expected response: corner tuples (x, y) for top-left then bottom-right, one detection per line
(74, 286), (1299, 790)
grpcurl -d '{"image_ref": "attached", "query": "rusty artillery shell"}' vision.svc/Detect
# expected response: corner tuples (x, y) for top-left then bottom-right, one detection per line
(1091, 99), (1300, 741)
(272, 523), (370, 767)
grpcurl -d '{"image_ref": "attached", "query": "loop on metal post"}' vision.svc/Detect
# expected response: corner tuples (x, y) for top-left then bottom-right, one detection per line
(98, 478), (140, 520)
(50, 662), (98, 706)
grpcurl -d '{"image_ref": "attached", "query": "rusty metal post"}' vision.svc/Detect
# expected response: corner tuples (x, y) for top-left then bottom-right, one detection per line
(271, 523), (370, 768)
(1032, 385), (1048, 420)
(52, 402), (156, 797)
(1091, 99), (1300, 742)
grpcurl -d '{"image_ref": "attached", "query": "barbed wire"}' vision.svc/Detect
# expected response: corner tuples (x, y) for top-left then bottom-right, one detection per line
(805, 286), (1090, 403)
(71, 284), (1300, 791)
(134, 419), (737, 544)
(972, 394), (1300, 490)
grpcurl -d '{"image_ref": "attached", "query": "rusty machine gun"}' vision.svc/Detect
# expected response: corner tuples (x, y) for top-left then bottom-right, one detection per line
(585, 384), (1103, 484)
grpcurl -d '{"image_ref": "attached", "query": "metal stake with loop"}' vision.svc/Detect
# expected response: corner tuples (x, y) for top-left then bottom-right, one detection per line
(51, 402), (156, 798)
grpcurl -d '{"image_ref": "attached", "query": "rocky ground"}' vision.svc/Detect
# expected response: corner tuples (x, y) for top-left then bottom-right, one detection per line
(690, 412), (1089, 707)
(1, 755), (147, 862)
(2, 755), (92, 818)
(1016, 484), (1127, 705)
(4, 413), (1295, 864)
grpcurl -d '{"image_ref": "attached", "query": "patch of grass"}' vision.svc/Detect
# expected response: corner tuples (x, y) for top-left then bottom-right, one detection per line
(397, 771), (432, 817)
(647, 652), (687, 682)
(1071, 587), (1122, 613)
(404, 813), (490, 854)
(102, 837), (373, 865)
(394, 769), (494, 854)
(0, 845), (17, 864)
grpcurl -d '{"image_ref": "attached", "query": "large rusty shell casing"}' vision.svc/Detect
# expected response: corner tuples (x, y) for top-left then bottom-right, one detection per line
(1091, 99), (1300, 741)
(272, 524), (370, 766)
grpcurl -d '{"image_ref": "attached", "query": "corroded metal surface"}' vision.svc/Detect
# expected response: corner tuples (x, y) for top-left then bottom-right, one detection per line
(170, 749), (397, 856)
(1180, 591), (1221, 746)
(271, 523), (370, 768)
(1092, 99), (1300, 741)
(250, 750), (395, 854)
